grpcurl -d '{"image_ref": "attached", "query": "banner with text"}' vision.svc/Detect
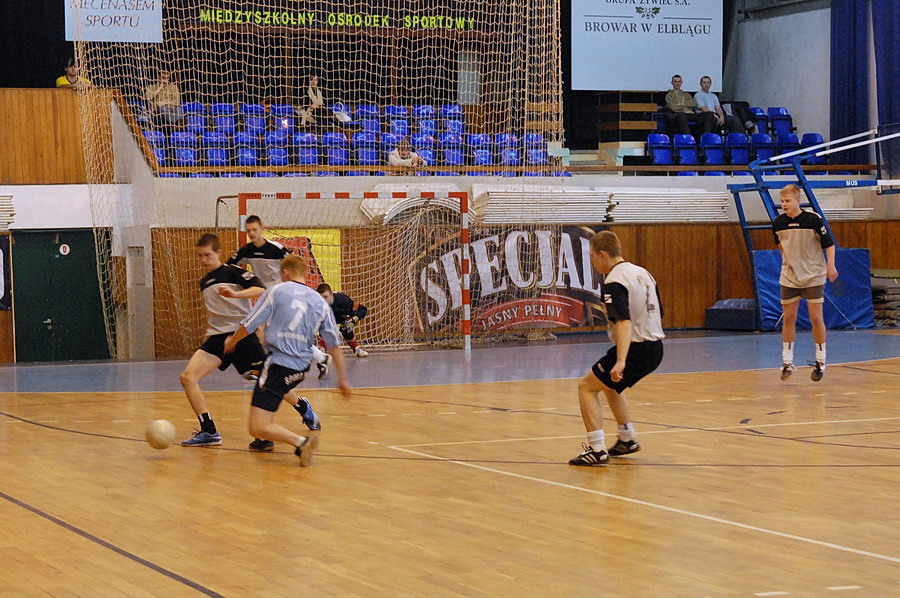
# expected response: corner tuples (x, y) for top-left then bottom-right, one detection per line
(571, 0), (723, 91)
(66, 0), (163, 43)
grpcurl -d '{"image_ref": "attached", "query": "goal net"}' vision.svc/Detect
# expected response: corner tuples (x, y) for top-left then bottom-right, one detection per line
(71, 0), (564, 358)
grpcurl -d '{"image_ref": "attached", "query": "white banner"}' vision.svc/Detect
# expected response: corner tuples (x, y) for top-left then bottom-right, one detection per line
(65, 0), (163, 43)
(571, 0), (723, 92)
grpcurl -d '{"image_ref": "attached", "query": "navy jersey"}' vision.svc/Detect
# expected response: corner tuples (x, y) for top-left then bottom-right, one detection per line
(227, 240), (290, 288)
(329, 291), (368, 323)
(772, 210), (834, 288)
(200, 264), (266, 336)
(242, 281), (343, 371)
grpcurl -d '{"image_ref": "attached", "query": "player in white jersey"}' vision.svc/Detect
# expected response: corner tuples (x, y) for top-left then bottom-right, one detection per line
(228, 215), (332, 377)
(225, 255), (351, 465)
(569, 231), (665, 467)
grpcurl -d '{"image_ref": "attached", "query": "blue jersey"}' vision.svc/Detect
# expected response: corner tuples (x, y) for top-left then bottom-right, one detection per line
(241, 281), (342, 371)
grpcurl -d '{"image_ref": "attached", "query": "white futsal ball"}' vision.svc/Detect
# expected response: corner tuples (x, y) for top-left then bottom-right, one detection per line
(145, 419), (176, 450)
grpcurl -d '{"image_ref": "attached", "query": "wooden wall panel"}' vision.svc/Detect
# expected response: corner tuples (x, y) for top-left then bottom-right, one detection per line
(0, 89), (113, 184)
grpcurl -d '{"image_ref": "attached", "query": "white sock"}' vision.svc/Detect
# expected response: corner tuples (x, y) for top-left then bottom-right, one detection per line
(782, 342), (794, 365)
(815, 343), (826, 366)
(618, 423), (636, 442)
(311, 345), (326, 364)
(587, 430), (606, 452)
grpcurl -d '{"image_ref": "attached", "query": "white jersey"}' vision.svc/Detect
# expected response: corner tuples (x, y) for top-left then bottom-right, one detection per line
(601, 261), (665, 343)
(241, 281), (342, 371)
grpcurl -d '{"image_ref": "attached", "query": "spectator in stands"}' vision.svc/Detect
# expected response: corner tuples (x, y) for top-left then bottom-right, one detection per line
(297, 76), (326, 126)
(56, 58), (92, 89)
(144, 70), (184, 127)
(694, 76), (744, 135)
(388, 139), (427, 175)
(663, 74), (715, 136)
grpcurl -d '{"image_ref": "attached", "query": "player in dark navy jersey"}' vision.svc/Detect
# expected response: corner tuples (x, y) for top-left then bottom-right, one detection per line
(569, 231), (665, 467)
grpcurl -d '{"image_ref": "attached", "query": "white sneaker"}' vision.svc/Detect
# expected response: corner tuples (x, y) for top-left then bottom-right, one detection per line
(355, 347), (368, 358)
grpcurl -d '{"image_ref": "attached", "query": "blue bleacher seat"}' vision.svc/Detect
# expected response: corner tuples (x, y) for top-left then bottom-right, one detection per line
(418, 119), (437, 137)
(776, 133), (800, 157)
(440, 104), (464, 119)
(264, 130), (289, 147)
(418, 148), (435, 165)
(316, 171), (341, 177)
(182, 101), (205, 115)
(466, 134), (491, 150)
(445, 120), (465, 135)
(767, 107), (793, 137)
(473, 149), (493, 167)
(206, 148), (229, 166)
(389, 120), (409, 137)
(142, 129), (166, 148)
(500, 148), (522, 166)
(253, 172), (278, 177)
(726, 133), (750, 164)
(674, 134), (698, 165)
(526, 148), (549, 166)
(236, 147), (259, 167)
(297, 147), (318, 166)
(267, 147), (289, 167)
(190, 173), (214, 178)
(413, 105), (435, 119)
(749, 107), (768, 134)
(210, 103), (235, 116)
(221, 172), (246, 177)
(240, 103), (266, 117)
(700, 133), (724, 165)
(322, 132), (348, 147)
(443, 148), (465, 166)
(751, 133), (775, 162)
(185, 114), (206, 134)
(411, 133), (435, 149)
(170, 131), (196, 147)
(439, 133), (463, 147)
(494, 133), (518, 148)
(270, 104), (294, 118)
(243, 116), (266, 135)
(359, 118), (381, 134)
(381, 134), (404, 152)
(384, 105), (409, 119)
(152, 148), (166, 166)
(356, 104), (381, 119)
(234, 131), (260, 147)
(159, 172), (181, 178)
(524, 133), (545, 147)
(678, 171), (698, 176)
(646, 133), (672, 165)
(214, 115), (236, 134)
(174, 147), (198, 167)
(704, 171), (726, 176)
(352, 131), (379, 148)
(284, 172), (310, 177)
(801, 133), (826, 164)
(357, 148), (380, 166)
(132, 103), (151, 125)
(327, 147), (350, 166)
(294, 132), (318, 147)
(201, 130), (229, 147)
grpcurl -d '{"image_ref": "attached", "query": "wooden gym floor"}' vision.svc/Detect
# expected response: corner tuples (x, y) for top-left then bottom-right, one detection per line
(0, 330), (898, 596)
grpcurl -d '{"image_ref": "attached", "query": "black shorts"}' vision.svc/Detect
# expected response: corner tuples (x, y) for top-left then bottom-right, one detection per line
(591, 340), (664, 394)
(199, 333), (266, 375)
(252, 359), (310, 412)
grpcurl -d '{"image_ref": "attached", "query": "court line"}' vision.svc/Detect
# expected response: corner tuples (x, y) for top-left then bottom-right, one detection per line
(0, 489), (223, 597)
(388, 445), (900, 566)
(395, 416), (900, 448)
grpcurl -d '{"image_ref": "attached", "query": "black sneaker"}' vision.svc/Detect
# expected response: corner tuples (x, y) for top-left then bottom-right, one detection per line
(568, 443), (609, 466)
(317, 353), (332, 379)
(248, 438), (275, 452)
(780, 363), (795, 381)
(811, 362), (825, 382)
(294, 432), (320, 467)
(608, 439), (640, 456)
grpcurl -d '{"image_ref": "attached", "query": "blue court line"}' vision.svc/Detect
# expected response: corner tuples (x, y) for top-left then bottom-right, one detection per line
(0, 490), (224, 597)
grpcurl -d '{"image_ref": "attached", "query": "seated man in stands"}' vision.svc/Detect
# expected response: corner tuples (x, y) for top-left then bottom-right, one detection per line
(56, 58), (92, 89)
(387, 139), (427, 175)
(144, 70), (184, 127)
(694, 75), (743, 135)
(664, 74), (715, 136)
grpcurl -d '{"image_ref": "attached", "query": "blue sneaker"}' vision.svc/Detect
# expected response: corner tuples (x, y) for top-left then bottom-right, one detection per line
(294, 397), (321, 431)
(181, 430), (222, 446)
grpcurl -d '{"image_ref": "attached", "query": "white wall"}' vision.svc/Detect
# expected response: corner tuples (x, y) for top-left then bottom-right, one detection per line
(1, 184), (128, 229)
(728, 6), (831, 139)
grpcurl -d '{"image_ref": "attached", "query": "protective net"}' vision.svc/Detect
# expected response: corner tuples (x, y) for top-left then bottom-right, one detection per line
(71, 0), (565, 358)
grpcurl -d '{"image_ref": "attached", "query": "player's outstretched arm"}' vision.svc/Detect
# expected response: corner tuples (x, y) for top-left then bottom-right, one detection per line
(219, 286), (265, 299)
(326, 345), (352, 398)
(224, 325), (250, 354)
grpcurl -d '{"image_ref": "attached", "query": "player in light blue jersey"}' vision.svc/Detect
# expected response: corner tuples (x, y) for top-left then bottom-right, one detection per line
(225, 255), (351, 465)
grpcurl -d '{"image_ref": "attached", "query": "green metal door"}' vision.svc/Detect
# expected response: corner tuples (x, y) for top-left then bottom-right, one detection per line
(12, 230), (110, 362)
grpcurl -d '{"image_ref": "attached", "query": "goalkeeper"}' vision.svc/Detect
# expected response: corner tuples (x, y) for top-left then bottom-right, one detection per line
(317, 283), (369, 358)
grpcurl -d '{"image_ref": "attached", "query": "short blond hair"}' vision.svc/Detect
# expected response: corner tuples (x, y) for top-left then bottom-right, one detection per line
(780, 184), (802, 199)
(589, 230), (622, 257)
(280, 255), (308, 278)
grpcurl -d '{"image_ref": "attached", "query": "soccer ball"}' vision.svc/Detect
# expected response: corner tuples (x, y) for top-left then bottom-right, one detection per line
(145, 419), (176, 450)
